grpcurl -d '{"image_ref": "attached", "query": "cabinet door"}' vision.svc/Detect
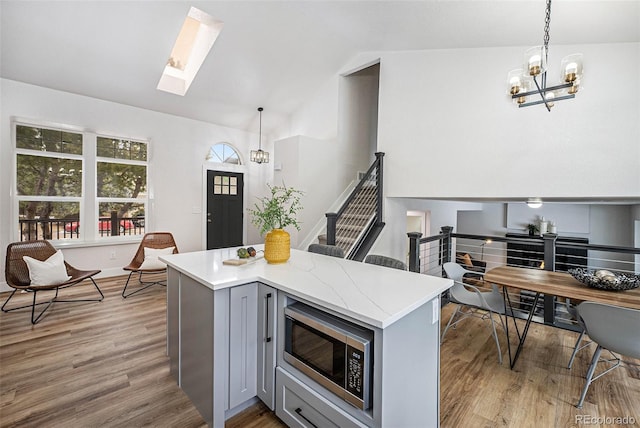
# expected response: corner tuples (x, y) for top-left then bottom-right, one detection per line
(229, 283), (258, 409)
(257, 284), (277, 409)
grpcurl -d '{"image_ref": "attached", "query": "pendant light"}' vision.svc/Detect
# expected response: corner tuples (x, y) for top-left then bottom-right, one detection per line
(250, 107), (269, 164)
(507, 0), (584, 111)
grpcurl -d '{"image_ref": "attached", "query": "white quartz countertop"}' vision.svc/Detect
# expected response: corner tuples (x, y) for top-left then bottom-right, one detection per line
(160, 247), (452, 329)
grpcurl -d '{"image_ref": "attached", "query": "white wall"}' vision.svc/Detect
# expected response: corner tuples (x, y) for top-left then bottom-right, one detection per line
(272, 135), (341, 247)
(1, 78), (273, 289)
(284, 43), (639, 263)
(457, 203), (639, 271)
(272, 63), (380, 248)
(378, 43), (640, 200)
(370, 198), (483, 264)
(458, 202), (638, 247)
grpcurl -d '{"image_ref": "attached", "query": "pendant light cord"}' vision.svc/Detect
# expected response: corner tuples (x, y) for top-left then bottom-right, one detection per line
(543, 0), (551, 63)
(258, 107), (263, 150)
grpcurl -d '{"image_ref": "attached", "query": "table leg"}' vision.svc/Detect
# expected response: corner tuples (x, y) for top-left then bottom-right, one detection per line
(502, 286), (540, 369)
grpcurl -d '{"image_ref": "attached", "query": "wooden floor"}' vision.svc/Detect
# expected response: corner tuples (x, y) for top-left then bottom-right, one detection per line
(1, 276), (638, 427)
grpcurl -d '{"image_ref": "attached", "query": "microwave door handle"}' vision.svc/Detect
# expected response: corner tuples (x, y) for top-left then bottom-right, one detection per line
(295, 407), (318, 428)
(265, 292), (272, 343)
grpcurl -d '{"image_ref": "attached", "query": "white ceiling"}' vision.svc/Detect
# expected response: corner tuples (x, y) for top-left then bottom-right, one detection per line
(2, 1), (639, 133)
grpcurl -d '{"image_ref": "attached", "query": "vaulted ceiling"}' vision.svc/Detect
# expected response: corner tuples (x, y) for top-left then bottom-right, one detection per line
(2, 1), (638, 133)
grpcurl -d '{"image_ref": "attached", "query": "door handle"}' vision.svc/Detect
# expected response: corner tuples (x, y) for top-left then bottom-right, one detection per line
(265, 292), (272, 343)
(295, 407), (318, 428)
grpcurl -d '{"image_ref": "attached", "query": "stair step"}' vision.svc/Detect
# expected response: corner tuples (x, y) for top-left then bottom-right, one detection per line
(339, 213), (372, 221)
(343, 205), (375, 214)
(336, 236), (357, 245)
(317, 233), (358, 246)
(335, 224), (362, 232)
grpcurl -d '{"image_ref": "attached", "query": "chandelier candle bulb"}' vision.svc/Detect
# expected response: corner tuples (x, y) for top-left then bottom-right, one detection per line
(568, 81), (579, 94)
(517, 91), (527, 104)
(510, 78), (521, 95)
(545, 92), (555, 107)
(508, 69), (525, 95)
(564, 62), (578, 82)
(528, 55), (542, 75)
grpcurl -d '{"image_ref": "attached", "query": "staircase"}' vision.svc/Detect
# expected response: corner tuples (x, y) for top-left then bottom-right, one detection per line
(320, 152), (385, 260)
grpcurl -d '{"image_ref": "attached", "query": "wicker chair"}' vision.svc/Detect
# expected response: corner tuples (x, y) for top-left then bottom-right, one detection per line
(122, 232), (178, 298)
(364, 254), (407, 270)
(307, 244), (344, 258)
(3, 240), (103, 324)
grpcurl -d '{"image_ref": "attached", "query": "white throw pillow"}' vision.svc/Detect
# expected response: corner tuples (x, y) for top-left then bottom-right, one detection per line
(139, 246), (175, 270)
(23, 250), (71, 286)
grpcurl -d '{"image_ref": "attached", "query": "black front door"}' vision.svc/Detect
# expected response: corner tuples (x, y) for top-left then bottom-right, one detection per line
(207, 170), (244, 249)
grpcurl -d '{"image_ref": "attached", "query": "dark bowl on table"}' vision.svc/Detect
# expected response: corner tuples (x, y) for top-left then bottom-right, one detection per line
(568, 268), (640, 291)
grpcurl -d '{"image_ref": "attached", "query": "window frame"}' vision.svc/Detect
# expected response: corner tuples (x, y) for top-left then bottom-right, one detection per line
(95, 134), (149, 241)
(206, 142), (242, 165)
(12, 118), (149, 246)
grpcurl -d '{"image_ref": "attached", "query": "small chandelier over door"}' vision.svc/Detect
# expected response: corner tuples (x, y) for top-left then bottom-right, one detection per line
(250, 107), (270, 164)
(507, 0), (584, 111)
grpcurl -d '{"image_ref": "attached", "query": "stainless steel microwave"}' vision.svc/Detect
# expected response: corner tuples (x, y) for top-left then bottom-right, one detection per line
(284, 302), (373, 410)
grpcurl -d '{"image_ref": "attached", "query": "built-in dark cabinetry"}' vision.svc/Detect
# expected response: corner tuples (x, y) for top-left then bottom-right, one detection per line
(506, 233), (588, 272)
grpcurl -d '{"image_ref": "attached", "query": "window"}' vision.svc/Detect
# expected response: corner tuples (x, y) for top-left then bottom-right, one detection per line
(213, 175), (238, 195)
(14, 121), (148, 242)
(96, 137), (148, 238)
(206, 143), (241, 165)
(16, 125), (83, 241)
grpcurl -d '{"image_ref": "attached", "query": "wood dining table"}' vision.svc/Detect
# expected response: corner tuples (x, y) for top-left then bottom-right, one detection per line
(484, 266), (640, 369)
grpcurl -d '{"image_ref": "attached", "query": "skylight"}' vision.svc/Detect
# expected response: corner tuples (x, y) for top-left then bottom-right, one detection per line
(157, 7), (223, 96)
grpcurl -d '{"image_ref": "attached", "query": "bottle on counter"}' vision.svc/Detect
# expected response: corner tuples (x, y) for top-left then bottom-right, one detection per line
(539, 217), (548, 235)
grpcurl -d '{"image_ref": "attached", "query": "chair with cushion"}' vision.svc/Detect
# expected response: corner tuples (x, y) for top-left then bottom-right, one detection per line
(364, 254), (406, 270)
(122, 232), (178, 298)
(441, 262), (506, 364)
(455, 252), (487, 274)
(307, 244), (344, 258)
(575, 302), (640, 408)
(3, 240), (103, 324)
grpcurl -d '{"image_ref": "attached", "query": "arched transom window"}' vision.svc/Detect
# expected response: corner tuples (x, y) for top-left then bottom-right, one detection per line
(206, 143), (241, 165)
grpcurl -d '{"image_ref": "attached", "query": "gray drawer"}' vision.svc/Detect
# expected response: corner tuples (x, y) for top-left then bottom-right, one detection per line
(275, 368), (367, 428)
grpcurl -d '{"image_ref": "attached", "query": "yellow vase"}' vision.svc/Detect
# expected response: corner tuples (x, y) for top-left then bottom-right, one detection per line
(264, 228), (290, 264)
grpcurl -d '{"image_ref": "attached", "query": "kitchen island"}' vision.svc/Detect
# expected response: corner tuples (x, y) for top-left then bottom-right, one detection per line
(161, 247), (452, 427)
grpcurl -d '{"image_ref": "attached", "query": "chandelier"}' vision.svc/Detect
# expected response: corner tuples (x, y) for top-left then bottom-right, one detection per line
(507, 0), (583, 111)
(250, 107), (269, 164)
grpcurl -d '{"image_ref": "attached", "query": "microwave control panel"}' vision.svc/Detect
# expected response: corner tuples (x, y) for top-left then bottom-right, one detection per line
(346, 345), (364, 399)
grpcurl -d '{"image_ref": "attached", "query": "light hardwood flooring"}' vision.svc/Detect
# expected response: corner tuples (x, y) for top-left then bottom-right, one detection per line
(1, 276), (638, 427)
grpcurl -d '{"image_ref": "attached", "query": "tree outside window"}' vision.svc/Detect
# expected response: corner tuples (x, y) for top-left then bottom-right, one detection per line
(96, 137), (148, 237)
(15, 124), (149, 241)
(15, 125), (83, 240)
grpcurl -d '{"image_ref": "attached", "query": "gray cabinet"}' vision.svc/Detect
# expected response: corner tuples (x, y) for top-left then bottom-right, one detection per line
(276, 367), (367, 428)
(228, 283), (258, 409)
(167, 271), (265, 426)
(275, 294), (441, 428)
(171, 271), (224, 427)
(257, 284), (277, 409)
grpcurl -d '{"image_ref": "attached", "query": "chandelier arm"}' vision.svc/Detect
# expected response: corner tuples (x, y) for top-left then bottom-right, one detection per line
(511, 82), (573, 99)
(518, 93), (575, 108)
(532, 75), (552, 112)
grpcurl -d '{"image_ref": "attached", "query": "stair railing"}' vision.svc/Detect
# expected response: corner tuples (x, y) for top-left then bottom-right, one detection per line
(326, 152), (384, 258)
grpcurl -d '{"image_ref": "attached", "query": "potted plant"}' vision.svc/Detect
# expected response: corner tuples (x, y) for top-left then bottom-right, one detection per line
(248, 184), (304, 264)
(526, 223), (539, 236)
